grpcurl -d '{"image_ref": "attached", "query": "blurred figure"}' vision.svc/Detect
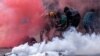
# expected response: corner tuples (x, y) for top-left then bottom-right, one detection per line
(55, 11), (67, 39)
(40, 10), (68, 42)
(83, 9), (96, 33)
(56, 11), (67, 31)
(64, 7), (81, 29)
(27, 36), (37, 46)
(40, 11), (57, 42)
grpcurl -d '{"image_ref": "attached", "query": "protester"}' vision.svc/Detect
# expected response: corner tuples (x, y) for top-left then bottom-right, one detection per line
(83, 9), (96, 33)
(64, 7), (81, 28)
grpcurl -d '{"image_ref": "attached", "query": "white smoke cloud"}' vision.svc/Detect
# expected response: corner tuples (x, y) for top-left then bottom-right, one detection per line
(5, 27), (100, 56)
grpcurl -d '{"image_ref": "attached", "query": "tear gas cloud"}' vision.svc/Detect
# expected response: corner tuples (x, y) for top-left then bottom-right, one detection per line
(4, 0), (100, 56)
(0, 0), (100, 48)
(5, 27), (100, 56)
(0, 0), (45, 47)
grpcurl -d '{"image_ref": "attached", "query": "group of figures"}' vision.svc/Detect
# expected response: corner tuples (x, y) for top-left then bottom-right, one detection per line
(28, 6), (96, 45)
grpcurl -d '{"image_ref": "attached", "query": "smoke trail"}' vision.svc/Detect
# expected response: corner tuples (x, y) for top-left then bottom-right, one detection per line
(5, 27), (100, 56)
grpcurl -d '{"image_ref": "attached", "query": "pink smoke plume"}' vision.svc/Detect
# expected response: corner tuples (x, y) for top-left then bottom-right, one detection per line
(0, 0), (99, 48)
(0, 0), (46, 48)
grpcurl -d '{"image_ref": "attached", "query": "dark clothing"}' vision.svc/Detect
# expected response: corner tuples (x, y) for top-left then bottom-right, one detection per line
(55, 13), (67, 31)
(83, 11), (96, 33)
(83, 12), (95, 26)
(83, 23), (94, 33)
(28, 37), (37, 46)
(71, 13), (81, 27)
(64, 8), (81, 28)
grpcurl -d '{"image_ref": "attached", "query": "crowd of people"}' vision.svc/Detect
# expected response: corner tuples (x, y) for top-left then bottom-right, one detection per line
(28, 6), (96, 45)
(41, 6), (96, 42)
